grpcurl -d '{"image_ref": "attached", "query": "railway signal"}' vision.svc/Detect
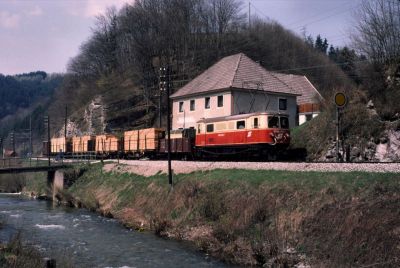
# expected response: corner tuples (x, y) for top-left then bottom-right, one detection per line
(335, 92), (347, 108)
(334, 92), (347, 162)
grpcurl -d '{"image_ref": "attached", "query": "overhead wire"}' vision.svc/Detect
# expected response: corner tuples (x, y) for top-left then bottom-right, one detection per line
(270, 58), (370, 73)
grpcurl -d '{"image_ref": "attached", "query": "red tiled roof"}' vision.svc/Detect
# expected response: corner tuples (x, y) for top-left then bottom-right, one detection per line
(272, 73), (323, 105)
(170, 53), (299, 99)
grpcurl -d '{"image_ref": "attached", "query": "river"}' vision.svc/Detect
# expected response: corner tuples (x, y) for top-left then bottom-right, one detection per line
(0, 194), (228, 268)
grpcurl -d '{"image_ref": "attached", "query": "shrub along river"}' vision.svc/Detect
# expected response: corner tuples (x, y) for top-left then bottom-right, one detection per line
(0, 193), (227, 267)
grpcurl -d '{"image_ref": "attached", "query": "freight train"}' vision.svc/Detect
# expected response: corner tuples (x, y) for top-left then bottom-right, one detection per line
(43, 112), (290, 160)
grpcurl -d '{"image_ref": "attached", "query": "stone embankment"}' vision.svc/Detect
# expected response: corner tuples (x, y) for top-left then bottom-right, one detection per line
(105, 160), (400, 176)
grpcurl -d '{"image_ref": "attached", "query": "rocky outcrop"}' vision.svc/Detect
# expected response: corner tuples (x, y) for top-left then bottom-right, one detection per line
(57, 96), (106, 137)
(323, 129), (400, 162)
(374, 130), (400, 162)
(83, 96), (106, 135)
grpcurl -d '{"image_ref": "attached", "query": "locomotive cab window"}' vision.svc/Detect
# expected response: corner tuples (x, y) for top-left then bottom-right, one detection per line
(179, 101), (184, 112)
(197, 124), (201, 134)
(253, 118), (259, 128)
(280, 116), (289, 129)
(268, 116), (279, 128)
(279, 98), (287, 110)
(236, 120), (246, 129)
(206, 124), (214, 132)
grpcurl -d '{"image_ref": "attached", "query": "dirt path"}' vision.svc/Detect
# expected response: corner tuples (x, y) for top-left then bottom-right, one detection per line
(103, 160), (400, 176)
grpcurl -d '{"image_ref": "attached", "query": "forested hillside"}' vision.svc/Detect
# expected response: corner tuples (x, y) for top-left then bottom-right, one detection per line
(48, 0), (352, 138)
(2, 0), (399, 160)
(0, 72), (62, 120)
(0, 72), (63, 155)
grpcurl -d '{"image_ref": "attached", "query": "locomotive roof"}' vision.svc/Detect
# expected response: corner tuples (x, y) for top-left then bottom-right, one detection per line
(196, 112), (289, 123)
(170, 53), (300, 99)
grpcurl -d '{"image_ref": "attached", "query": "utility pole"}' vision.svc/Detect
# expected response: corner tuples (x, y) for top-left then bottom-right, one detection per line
(159, 72), (164, 128)
(249, 1), (251, 28)
(11, 131), (15, 156)
(29, 116), (32, 159)
(0, 137), (3, 158)
(64, 105), (68, 138)
(44, 115), (51, 166)
(160, 66), (173, 187)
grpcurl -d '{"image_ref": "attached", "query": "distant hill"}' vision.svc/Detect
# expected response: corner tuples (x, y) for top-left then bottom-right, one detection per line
(0, 71), (62, 121)
(0, 71), (63, 154)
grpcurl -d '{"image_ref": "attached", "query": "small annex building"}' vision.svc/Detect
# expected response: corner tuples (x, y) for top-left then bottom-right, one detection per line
(273, 73), (323, 125)
(170, 53), (322, 130)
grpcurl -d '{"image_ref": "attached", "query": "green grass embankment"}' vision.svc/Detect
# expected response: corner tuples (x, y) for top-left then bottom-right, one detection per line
(42, 164), (400, 267)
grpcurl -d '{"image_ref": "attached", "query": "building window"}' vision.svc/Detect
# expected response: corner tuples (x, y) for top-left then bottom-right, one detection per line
(279, 98), (287, 110)
(236, 120), (246, 129)
(253, 118), (258, 128)
(206, 124), (214, 132)
(179, 101), (184, 113)
(205, 97), (210, 109)
(190, 100), (195, 111)
(306, 114), (313, 122)
(217, 95), (223, 107)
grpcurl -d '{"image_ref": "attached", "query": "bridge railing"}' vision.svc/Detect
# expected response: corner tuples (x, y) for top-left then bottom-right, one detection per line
(0, 157), (50, 168)
(0, 152), (98, 169)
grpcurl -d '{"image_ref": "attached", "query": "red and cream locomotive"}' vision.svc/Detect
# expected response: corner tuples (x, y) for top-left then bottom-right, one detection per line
(194, 112), (290, 157)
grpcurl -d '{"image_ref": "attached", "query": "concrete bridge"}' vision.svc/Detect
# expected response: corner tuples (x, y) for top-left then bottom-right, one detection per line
(0, 158), (73, 201)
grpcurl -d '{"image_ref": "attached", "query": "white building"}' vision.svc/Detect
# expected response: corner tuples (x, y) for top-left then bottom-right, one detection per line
(170, 53), (322, 130)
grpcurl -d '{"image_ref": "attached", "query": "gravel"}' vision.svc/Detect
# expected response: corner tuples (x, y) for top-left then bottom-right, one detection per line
(105, 160), (400, 177)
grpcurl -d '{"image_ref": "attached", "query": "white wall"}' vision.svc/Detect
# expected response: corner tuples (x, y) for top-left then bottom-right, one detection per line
(172, 91), (232, 129)
(172, 90), (299, 129)
(298, 112), (320, 125)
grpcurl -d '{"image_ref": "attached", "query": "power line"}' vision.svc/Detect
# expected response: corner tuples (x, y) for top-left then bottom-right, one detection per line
(270, 58), (370, 73)
(288, 2), (354, 28)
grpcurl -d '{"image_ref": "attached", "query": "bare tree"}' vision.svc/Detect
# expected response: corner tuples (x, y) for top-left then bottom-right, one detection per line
(353, 0), (400, 64)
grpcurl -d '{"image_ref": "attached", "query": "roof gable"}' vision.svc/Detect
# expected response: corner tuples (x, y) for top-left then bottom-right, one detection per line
(271, 73), (323, 105)
(170, 53), (298, 99)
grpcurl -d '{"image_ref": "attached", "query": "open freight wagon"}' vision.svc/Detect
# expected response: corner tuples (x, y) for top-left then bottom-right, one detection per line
(72, 135), (96, 153)
(95, 134), (122, 157)
(124, 128), (164, 158)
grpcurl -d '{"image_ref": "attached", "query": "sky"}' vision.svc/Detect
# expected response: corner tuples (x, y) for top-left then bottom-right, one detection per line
(0, 0), (363, 75)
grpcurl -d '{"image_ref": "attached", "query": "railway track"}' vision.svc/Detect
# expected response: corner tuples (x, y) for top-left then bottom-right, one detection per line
(102, 160), (400, 176)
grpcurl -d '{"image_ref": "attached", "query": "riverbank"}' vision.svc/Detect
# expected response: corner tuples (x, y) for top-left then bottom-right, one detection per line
(25, 163), (400, 267)
(0, 232), (45, 267)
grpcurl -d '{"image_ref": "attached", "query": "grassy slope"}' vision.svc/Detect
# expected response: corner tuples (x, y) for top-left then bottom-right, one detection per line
(54, 164), (400, 267)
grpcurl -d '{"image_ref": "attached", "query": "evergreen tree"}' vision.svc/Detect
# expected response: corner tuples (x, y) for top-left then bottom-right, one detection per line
(314, 35), (328, 54)
(322, 38), (329, 54)
(328, 45), (337, 61)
